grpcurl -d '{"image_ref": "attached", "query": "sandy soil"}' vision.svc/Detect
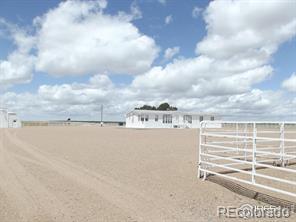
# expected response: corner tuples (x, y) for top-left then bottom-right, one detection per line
(0, 126), (295, 222)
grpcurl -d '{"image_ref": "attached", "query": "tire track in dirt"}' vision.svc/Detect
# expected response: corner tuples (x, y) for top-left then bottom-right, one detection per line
(5, 129), (192, 222)
(0, 129), (73, 222)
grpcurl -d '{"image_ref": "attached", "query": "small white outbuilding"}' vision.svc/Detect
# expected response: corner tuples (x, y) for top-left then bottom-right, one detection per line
(126, 110), (221, 128)
(0, 109), (21, 128)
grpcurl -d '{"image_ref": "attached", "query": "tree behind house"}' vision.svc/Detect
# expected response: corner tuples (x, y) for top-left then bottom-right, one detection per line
(135, 102), (177, 111)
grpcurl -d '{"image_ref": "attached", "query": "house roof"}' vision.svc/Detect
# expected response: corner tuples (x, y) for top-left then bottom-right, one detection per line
(0, 108), (17, 115)
(126, 109), (218, 116)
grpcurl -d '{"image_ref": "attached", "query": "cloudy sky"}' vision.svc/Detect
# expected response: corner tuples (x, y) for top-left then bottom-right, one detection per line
(0, 0), (295, 121)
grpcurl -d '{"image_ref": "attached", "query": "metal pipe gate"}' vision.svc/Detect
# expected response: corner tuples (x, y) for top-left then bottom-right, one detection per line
(198, 121), (296, 198)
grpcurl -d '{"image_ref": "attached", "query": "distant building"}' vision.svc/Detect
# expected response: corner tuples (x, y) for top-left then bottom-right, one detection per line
(126, 110), (221, 128)
(0, 109), (22, 128)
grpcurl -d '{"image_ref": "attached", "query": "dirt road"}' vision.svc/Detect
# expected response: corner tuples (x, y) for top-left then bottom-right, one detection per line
(0, 127), (294, 221)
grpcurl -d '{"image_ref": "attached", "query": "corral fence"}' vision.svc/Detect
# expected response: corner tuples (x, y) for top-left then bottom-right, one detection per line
(22, 120), (125, 127)
(198, 121), (296, 198)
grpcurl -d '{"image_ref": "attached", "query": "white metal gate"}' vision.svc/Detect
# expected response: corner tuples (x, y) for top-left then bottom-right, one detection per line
(198, 121), (296, 198)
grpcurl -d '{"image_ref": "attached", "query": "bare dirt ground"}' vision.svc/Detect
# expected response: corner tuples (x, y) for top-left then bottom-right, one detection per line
(0, 126), (295, 222)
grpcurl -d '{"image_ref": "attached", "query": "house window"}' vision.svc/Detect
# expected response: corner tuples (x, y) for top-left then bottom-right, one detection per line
(155, 115), (158, 122)
(163, 114), (172, 124)
(199, 116), (204, 122)
(211, 116), (215, 121)
(141, 115), (145, 122)
(138, 115), (141, 121)
(183, 115), (192, 124)
(145, 115), (149, 121)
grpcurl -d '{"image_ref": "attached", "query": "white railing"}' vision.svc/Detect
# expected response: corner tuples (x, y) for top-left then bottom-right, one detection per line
(198, 121), (296, 198)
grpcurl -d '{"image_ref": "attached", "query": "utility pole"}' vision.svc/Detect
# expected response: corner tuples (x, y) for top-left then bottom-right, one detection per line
(100, 104), (103, 127)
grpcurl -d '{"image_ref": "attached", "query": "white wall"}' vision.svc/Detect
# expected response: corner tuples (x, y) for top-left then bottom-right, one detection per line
(8, 113), (22, 128)
(0, 110), (8, 128)
(126, 112), (221, 129)
(126, 113), (170, 128)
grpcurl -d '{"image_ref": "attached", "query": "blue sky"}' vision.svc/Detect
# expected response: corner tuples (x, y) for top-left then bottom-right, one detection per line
(1, 0), (208, 92)
(0, 0), (295, 120)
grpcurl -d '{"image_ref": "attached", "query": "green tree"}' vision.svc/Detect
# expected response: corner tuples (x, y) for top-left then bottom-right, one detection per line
(157, 103), (177, 111)
(135, 103), (177, 111)
(135, 105), (156, 110)
(157, 102), (170, 110)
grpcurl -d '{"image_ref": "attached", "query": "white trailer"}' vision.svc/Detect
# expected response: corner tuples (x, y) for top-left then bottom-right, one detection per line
(126, 110), (221, 129)
(0, 109), (21, 128)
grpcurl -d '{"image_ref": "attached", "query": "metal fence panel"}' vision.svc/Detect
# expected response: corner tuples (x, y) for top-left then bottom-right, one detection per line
(198, 121), (296, 198)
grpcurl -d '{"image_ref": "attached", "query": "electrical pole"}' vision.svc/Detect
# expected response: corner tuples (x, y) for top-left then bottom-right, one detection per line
(100, 104), (103, 127)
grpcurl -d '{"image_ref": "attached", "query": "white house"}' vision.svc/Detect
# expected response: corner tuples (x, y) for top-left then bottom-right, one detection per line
(126, 110), (221, 128)
(0, 109), (22, 128)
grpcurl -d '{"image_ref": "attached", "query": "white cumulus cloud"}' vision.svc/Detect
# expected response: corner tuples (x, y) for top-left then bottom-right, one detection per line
(196, 0), (296, 59)
(192, 6), (202, 18)
(165, 15), (173, 25)
(34, 0), (159, 76)
(132, 56), (273, 97)
(0, 19), (35, 89)
(282, 73), (296, 92)
(132, 0), (296, 100)
(164, 47), (180, 60)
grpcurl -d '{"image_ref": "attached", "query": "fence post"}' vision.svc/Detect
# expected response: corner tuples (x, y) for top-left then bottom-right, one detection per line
(252, 122), (257, 184)
(236, 123), (239, 153)
(203, 122), (208, 180)
(198, 122), (203, 179)
(244, 123), (247, 160)
(280, 122), (285, 166)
